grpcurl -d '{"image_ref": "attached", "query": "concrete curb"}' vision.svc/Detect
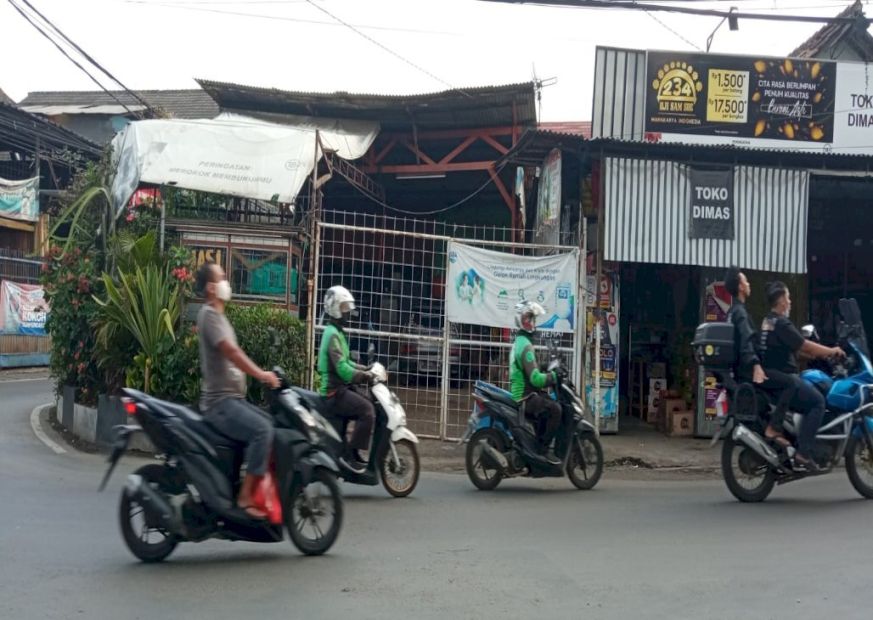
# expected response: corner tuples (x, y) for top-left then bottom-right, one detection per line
(30, 403), (67, 455)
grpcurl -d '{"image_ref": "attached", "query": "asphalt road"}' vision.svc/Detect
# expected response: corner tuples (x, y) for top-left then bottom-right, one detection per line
(3, 376), (873, 620)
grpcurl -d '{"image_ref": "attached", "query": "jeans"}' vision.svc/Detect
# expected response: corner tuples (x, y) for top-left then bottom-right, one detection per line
(325, 385), (375, 452)
(788, 379), (826, 457)
(760, 369), (802, 430)
(524, 391), (562, 450)
(205, 397), (274, 476)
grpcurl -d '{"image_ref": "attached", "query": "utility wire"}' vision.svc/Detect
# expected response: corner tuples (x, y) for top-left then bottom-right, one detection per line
(302, 0), (474, 98)
(15, 0), (157, 115)
(644, 10), (704, 50)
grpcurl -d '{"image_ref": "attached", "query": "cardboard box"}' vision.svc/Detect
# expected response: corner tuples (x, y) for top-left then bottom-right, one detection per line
(645, 405), (659, 424)
(648, 363), (667, 379)
(667, 410), (695, 437)
(648, 378), (667, 397)
(657, 398), (687, 432)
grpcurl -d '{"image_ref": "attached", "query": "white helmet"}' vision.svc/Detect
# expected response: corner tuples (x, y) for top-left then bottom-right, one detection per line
(324, 285), (356, 320)
(515, 300), (545, 332)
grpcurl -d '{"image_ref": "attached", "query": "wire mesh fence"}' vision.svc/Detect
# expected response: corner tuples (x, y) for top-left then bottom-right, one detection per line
(313, 210), (580, 440)
(0, 248), (43, 284)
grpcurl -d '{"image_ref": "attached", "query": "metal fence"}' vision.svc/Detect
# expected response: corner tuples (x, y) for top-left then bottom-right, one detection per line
(0, 249), (49, 363)
(0, 248), (43, 284)
(311, 210), (581, 440)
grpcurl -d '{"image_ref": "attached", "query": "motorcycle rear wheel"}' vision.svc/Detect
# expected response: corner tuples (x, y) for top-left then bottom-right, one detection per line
(119, 464), (179, 563)
(286, 468), (343, 556)
(721, 438), (775, 503)
(845, 436), (873, 499)
(465, 428), (505, 491)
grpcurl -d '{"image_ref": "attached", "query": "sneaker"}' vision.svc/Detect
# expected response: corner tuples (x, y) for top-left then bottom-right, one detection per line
(339, 455), (366, 475)
(793, 454), (820, 474)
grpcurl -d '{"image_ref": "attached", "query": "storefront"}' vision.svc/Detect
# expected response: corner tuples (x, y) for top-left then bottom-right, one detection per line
(588, 46), (873, 436)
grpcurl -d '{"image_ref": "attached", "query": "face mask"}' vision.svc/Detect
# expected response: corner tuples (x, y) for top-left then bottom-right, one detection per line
(215, 279), (232, 302)
(340, 311), (352, 325)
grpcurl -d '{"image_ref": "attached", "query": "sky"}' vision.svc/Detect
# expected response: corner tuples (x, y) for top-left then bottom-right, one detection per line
(2, 0), (870, 121)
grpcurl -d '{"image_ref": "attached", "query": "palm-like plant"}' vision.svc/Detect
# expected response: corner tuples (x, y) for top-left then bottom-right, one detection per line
(94, 265), (180, 393)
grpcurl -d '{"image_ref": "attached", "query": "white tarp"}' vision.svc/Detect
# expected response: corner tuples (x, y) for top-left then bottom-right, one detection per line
(446, 241), (579, 333)
(110, 115), (379, 213)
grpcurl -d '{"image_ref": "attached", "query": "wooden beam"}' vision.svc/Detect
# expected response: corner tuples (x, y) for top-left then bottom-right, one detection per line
(373, 138), (397, 165)
(0, 217), (36, 232)
(438, 135), (478, 165)
(479, 133), (510, 155)
(364, 162), (494, 174)
(399, 138), (437, 166)
(489, 166), (514, 211)
(376, 125), (516, 142)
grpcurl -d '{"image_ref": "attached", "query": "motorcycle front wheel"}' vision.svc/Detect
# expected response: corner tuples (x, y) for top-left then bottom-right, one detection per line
(379, 439), (420, 498)
(286, 468), (343, 556)
(567, 432), (604, 490)
(721, 438), (775, 503)
(119, 464), (179, 563)
(845, 436), (873, 499)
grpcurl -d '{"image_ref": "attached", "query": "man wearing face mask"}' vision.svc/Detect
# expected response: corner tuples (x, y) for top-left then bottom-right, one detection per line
(195, 262), (280, 518)
(318, 285), (376, 474)
(759, 281), (845, 471)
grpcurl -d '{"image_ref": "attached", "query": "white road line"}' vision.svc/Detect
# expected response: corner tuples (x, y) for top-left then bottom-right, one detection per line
(30, 404), (67, 455)
(0, 377), (50, 384)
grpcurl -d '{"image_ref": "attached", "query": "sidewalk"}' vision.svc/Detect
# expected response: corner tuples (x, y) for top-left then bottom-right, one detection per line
(418, 415), (722, 474)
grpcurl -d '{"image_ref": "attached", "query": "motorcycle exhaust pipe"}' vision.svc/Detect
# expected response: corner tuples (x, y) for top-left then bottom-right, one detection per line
(480, 443), (509, 472)
(125, 474), (179, 533)
(731, 424), (781, 468)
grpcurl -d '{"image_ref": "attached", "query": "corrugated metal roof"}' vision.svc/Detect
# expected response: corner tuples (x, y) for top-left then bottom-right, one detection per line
(196, 80), (538, 131)
(537, 121), (592, 138)
(21, 104), (148, 115)
(19, 89), (219, 119)
(0, 101), (101, 157)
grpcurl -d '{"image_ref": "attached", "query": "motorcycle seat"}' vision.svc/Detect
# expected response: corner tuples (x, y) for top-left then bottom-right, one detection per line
(156, 400), (241, 449)
(292, 388), (330, 415)
(475, 381), (519, 410)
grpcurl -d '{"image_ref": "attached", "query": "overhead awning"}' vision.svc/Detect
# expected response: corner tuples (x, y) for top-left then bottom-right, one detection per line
(109, 114), (379, 213)
(604, 157), (810, 274)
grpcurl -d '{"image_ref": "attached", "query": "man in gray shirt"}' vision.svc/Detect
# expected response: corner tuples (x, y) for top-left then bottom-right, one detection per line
(195, 262), (279, 518)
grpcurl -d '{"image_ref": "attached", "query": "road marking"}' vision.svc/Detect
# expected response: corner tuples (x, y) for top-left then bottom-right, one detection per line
(30, 404), (67, 455)
(0, 377), (50, 384)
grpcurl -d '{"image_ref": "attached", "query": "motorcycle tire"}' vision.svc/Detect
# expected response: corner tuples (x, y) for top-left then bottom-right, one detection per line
(845, 436), (873, 499)
(286, 468), (343, 556)
(119, 464), (179, 563)
(465, 428), (505, 491)
(721, 437), (775, 503)
(379, 439), (420, 498)
(567, 432), (604, 490)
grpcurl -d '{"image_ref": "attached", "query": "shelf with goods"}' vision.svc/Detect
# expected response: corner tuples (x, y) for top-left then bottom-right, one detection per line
(627, 323), (669, 423)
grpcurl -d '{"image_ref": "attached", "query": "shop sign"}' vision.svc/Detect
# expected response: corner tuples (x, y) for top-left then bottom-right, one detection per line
(645, 50), (837, 148)
(833, 62), (873, 152)
(190, 247), (225, 269)
(688, 168), (734, 240)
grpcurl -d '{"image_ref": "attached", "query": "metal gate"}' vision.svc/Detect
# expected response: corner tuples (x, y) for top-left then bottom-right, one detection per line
(310, 211), (582, 440)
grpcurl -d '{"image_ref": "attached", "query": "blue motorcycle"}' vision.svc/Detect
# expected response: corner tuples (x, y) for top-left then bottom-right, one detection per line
(460, 343), (603, 491)
(695, 298), (873, 503)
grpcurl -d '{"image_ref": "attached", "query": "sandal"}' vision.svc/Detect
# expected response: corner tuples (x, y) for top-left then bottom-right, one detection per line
(238, 503), (268, 520)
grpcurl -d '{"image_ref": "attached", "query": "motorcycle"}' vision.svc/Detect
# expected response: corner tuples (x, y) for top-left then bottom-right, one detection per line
(293, 344), (421, 498)
(461, 343), (604, 491)
(695, 297), (873, 503)
(99, 366), (344, 561)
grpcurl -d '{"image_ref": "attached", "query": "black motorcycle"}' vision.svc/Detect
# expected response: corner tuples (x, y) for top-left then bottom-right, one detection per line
(99, 367), (343, 562)
(461, 345), (604, 491)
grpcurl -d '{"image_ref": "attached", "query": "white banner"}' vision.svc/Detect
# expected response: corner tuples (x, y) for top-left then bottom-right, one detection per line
(110, 115), (379, 213)
(833, 62), (873, 154)
(0, 177), (39, 222)
(0, 280), (49, 335)
(446, 242), (578, 332)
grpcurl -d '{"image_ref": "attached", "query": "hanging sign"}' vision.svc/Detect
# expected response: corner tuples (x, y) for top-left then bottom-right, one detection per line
(688, 168), (734, 240)
(0, 281), (49, 335)
(0, 177), (39, 222)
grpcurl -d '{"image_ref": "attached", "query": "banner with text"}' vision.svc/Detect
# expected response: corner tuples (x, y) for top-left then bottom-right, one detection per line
(0, 280), (48, 335)
(688, 168), (734, 240)
(446, 242), (578, 332)
(0, 177), (39, 222)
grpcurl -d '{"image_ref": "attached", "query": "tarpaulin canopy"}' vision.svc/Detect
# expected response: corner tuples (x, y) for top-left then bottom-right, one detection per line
(110, 114), (379, 213)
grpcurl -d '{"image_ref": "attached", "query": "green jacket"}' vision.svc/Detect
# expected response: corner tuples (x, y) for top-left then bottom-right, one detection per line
(510, 332), (556, 401)
(317, 323), (368, 396)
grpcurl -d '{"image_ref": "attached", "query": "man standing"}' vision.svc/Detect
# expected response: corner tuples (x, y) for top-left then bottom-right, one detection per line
(195, 262), (280, 518)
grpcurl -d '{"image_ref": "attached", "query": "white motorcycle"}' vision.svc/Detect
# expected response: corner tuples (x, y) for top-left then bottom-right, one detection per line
(291, 354), (421, 498)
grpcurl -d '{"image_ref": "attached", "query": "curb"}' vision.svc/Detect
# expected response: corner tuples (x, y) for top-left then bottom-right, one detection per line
(30, 403), (67, 455)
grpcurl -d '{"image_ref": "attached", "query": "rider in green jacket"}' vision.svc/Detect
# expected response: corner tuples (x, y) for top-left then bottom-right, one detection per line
(510, 301), (561, 464)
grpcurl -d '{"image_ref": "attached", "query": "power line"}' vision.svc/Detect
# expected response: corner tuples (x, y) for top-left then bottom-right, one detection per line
(302, 0), (474, 98)
(15, 0), (157, 115)
(478, 0), (873, 24)
(644, 10), (704, 50)
(6, 0), (141, 117)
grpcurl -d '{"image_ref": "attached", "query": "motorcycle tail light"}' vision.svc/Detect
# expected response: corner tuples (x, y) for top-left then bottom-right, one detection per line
(122, 397), (137, 416)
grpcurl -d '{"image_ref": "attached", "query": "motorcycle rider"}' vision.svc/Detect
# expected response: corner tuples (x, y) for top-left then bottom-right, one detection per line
(318, 286), (376, 474)
(511, 301), (561, 465)
(759, 281), (845, 471)
(723, 266), (797, 447)
(194, 261), (280, 519)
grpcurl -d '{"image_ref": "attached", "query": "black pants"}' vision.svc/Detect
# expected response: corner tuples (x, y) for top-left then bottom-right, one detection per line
(789, 379), (826, 458)
(325, 386), (375, 452)
(205, 397), (274, 476)
(524, 392), (561, 450)
(759, 369), (802, 430)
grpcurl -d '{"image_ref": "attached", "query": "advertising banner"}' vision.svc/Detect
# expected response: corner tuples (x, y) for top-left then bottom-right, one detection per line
(535, 148), (562, 245)
(445, 241), (578, 332)
(0, 281), (48, 335)
(0, 177), (39, 222)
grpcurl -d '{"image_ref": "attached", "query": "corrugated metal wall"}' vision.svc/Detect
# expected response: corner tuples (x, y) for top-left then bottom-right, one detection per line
(592, 47), (646, 141)
(604, 157), (810, 273)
